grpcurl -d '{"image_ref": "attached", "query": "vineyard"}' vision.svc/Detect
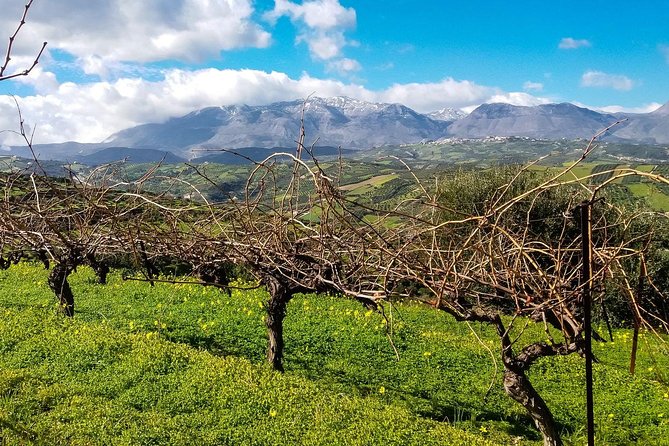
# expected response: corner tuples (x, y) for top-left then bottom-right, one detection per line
(1, 265), (668, 445)
(2, 127), (669, 445)
(2, 9), (669, 444)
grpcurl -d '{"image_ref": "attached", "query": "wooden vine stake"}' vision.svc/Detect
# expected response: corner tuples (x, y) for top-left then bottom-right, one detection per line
(580, 200), (595, 446)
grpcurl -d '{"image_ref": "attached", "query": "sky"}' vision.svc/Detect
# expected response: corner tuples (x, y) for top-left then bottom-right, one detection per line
(0, 0), (668, 145)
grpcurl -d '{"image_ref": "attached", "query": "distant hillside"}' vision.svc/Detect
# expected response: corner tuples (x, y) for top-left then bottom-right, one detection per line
(6, 97), (669, 164)
(76, 147), (185, 166)
(105, 98), (668, 156)
(193, 146), (354, 165)
(446, 103), (619, 140)
(104, 97), (452, 157)
(8, 141), (102, 161)
(606, 102), (669, 144)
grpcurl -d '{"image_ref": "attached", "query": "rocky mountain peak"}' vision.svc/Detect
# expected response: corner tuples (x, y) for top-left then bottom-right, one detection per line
(427, 108), (467, 122)
(651, 101), (669, 116)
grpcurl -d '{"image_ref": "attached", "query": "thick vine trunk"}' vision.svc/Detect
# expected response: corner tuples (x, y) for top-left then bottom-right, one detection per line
(86, 253), (109, 284)
(265, 278), (289, 372)
(91, 260), (109, 284)
(48, 262), (75, 317)
(503, 367), (563, 446)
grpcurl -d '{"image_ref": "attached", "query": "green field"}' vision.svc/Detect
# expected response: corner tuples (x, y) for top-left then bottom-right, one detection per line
(527, 162), (669, 211)
(1, 264), (668, 445)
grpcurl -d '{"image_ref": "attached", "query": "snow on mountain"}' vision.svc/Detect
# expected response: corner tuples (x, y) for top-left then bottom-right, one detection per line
(105, 97), (451, 157)
(426, 108), (468, 122)
(13, 97), (669, 162)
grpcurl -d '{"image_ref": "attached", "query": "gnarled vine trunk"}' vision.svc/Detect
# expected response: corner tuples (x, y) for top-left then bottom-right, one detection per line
(48, 262), (75, 317)
(468, 310), (567, 446)
(503, 367), (563, 446)
(265, 278), (290, 372)
(86, 253), (109, 284)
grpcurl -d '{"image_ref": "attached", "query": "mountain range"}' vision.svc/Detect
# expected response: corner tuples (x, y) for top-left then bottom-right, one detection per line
(8, 97), (669, 164)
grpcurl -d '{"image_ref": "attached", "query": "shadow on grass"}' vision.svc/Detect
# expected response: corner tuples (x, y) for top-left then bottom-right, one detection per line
(286, 354), (578, 442)
(423, 404), (543, 441)
(164, 331), (265, 363)
(0, 417), (38, 443)
(132, 328), (571, 443)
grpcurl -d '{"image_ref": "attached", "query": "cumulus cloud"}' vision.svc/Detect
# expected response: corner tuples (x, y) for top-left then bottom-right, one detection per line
(377, 78), (496, 112)
(0, 68), (554, 145)
(0, 0), (271, 74)
(297, 31), (347, 60)
(0, 69), (363, 145)
(593, 103), (662, 114)
(523, 81), (544, 92)
(558, 37), (591, 49)
(326, 58), (362, 74)
(265, 0), (356, 30)
(486, 92), (551, 107)
(4, 51), (60, 94)
(581, 70), (634, 91)
(459, 92), (551, 115)
(265, 0), (356, 62)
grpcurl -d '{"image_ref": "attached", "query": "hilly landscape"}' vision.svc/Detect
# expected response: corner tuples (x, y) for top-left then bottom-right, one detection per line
(6, 2), (669, 446)
(7, 97), (669, 164)
(105, 97), (453, 155)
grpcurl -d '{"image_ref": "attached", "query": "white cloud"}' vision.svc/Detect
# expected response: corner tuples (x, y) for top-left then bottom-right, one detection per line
(265, 0), (356, 62)
(3, 50), (60, 94)
(0, 0), (271, 70)
(558, 37), (591, 49)
(265, 0), (356, 30)
(297, 31), (347, 60)
(0, 69), (555, 145)
(378, 78), (495, 112)
(326, 58), (362, 74)
(0, 69), (363, 145)
(593, 103), (662, 114)
(581, 70), (634, 91)
(523, 81), (544, 92)
(486, 92), (552, 107)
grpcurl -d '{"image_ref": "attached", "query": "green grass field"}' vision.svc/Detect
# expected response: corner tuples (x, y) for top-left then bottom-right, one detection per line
(1, 264), (669, 445)
(528, 163), (669, 211)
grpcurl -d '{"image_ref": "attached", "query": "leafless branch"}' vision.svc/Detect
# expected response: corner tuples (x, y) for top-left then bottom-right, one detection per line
(0, 0), (47, 82)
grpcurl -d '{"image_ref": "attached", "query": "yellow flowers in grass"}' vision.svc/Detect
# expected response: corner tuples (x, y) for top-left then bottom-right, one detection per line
(378, 386), (385, 395)
(153, 320), (167, 329)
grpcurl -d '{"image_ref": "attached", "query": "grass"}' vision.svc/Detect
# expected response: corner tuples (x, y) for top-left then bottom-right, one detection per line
(1, 264), (669, 445)
(531, 162), (669, 211)
(626, 182), (669, 211)
(340, 173), (399, 193)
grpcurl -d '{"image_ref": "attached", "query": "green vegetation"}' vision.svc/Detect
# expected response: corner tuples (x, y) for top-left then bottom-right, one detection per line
(1, 264), (668, 445)
(526, 162), (669, 211)
(7, 137), (669, 213)
(138, 158), (669, 212)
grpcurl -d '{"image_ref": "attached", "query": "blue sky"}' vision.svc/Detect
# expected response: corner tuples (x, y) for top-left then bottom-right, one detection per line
(0, 0), (667, 144)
